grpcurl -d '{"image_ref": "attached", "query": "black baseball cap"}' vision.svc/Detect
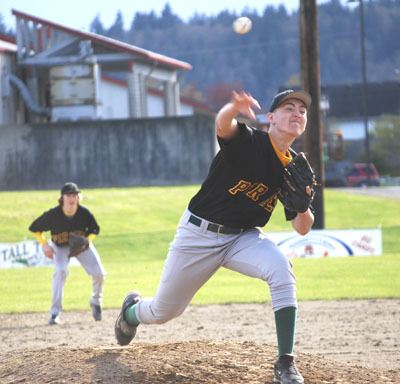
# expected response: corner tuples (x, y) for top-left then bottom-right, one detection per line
(61, 182), (80, 195)
(269, 89), (312, 112)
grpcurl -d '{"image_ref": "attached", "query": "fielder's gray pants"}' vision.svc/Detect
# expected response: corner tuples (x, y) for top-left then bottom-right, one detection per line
(50, 242), (106, 316)
(135, 209), (297, 325)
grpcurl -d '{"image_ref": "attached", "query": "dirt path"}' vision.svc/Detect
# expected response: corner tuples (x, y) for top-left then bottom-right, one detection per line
(1, 299), (399, 383)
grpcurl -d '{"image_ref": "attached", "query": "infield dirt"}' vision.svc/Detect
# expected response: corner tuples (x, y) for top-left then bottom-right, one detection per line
(1, 299), (399, 383)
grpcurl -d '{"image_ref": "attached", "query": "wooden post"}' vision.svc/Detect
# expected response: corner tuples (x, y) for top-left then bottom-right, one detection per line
(299, 0), (325, 229)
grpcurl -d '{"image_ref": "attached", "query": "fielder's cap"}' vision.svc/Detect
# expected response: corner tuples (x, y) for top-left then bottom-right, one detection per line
(269, 89), (312, 112)
(61, 182), (80, 195)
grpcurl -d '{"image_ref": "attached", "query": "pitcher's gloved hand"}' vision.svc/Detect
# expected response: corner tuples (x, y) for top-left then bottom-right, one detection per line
(278, 152), (317, 213)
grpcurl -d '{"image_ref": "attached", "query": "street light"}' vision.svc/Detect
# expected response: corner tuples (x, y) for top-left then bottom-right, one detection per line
(348, 0), (371, 182)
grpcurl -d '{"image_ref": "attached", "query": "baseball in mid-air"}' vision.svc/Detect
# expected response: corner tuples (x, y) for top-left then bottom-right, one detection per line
(232, 16), (252, 35)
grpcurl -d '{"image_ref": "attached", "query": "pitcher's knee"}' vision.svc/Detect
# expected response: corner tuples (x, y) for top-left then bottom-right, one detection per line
(266, 254), (296, 286)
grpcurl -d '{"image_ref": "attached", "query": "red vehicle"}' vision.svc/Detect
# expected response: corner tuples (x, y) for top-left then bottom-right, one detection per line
(345, 163), (380, 187)
(324, 162), (380, 187)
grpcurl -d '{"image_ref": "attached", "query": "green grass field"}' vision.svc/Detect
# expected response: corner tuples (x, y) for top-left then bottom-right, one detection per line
(0, 186), (399, 313)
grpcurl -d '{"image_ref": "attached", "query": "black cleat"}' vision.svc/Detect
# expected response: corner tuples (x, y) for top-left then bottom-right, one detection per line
(273, 355), (304, 384)
(91, 303), (102, 321)
(114, 291), (141, 346)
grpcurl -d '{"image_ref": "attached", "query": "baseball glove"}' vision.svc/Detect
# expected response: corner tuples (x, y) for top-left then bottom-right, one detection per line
(278, 152), (316, 213)
(68, 233), (89, 257)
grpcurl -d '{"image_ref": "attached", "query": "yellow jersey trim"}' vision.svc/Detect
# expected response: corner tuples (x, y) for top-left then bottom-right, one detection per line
(33, 232), (47, 245)
(269, 136), (292, 166)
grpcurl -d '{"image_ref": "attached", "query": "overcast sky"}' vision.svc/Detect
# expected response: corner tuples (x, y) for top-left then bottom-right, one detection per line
(2, 0), (340, 31)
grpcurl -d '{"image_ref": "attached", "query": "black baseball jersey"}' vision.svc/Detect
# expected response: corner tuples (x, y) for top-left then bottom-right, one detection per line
(188, 123), (297, 229)
(29, 205), (100, 246)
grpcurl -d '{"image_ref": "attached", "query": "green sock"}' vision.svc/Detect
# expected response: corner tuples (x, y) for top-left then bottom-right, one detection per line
(124, 303), (140, 326)
(274, 306), (297, 356)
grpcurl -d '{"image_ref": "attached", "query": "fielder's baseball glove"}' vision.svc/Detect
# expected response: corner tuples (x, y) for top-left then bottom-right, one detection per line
(278, 152), (316, 213)
(68, 233), (89, 257)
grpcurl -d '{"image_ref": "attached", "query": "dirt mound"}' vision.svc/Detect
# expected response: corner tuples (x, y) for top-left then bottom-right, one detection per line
(1, 300), (399, 383)
(1, 341), (399, 384)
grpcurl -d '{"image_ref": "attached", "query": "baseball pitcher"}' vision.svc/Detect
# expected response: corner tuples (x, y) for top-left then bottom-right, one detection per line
(115, 90), (316, 384)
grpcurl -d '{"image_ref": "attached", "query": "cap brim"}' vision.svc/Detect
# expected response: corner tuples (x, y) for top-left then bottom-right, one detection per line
(278, 91), (311, 110)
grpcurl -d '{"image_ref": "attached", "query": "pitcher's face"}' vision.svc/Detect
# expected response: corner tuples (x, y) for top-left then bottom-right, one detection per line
(268, 99), (307, 139)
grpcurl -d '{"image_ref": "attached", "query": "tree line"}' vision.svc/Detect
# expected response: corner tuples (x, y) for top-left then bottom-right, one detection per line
(89, 0), (399, 109)
(1, 1), (398, 109)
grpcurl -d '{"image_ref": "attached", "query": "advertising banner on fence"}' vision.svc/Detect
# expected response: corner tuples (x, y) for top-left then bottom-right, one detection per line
(0, 240), (79, 268)
(267, 228), (382, 259)
(0, 228), (381, 268)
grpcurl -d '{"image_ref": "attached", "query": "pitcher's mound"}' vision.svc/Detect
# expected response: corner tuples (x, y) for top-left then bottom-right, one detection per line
(1, 340), (398, 384)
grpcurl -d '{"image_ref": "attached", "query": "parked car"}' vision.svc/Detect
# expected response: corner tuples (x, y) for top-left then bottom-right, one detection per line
(324, 161), (380, 187)
(346, 163), (380, 187)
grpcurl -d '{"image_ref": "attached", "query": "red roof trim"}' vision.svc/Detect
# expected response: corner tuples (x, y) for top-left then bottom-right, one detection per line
(0, 33), (16, 44)
(102, 75), (127, 86)
(11, 9), (192, 71)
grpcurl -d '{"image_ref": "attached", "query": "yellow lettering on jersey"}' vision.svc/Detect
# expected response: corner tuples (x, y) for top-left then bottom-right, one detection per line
(228, 180), (252, 195)
(246, 183), (269, 201)
(259, 194), (278, 213)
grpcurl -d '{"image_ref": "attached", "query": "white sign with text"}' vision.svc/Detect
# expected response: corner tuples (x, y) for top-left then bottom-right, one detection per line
(267, 228), (382, 259)
(0, 240), (79, 268)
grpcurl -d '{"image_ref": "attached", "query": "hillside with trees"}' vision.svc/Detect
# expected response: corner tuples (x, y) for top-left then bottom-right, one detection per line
(87, 0), (399, 109)
(1, 0), (399, 109)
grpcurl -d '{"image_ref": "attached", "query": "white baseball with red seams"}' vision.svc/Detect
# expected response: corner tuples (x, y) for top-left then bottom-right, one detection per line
(233, 17), (252, 34)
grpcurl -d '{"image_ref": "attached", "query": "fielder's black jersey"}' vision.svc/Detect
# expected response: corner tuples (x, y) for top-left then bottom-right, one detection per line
(188, 122), (297, 229)
(29, 205), (100, 246)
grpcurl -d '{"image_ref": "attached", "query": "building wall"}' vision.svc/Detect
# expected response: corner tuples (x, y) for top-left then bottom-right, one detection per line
(100, 79), (195, 119)
(100, 80), (129, 119)
(180, 103), (194, 116)
(0, 115), (215, 190)
(147, 93), (165, 117)
(0, 53), (10, 123)
(0, 52), (24, 125)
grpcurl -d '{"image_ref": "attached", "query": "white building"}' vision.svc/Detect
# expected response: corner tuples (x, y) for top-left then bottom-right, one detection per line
(0, 10), (208, 125)
(0, 34), (25, 124)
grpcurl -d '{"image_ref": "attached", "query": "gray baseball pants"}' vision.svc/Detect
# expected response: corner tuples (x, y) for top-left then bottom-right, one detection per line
(135, 209), (297, 325)
(50, 242), (106, 316)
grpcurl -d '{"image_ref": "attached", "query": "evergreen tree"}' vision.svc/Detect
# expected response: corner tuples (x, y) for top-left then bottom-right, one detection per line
(130, 11), (158, 31)
(0, 13), (9, 34)
(108, 11), (125, 41)
(159, 4), (182, 29)
(90, 14), (105, 36)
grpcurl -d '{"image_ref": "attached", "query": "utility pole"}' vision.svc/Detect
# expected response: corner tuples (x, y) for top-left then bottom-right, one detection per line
(299, 0), (325, 229)
(351, 0), (371, 181)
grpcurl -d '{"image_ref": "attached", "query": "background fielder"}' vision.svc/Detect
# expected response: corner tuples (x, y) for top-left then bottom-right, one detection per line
(29, 182), (106, 325)
(115, 89), (315, 384)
